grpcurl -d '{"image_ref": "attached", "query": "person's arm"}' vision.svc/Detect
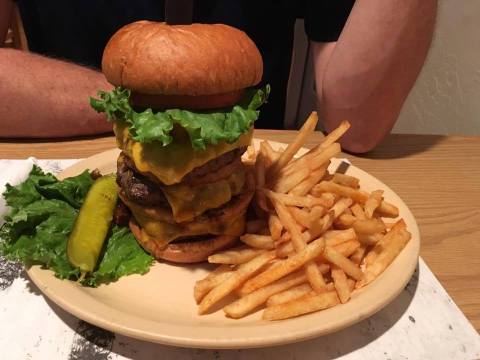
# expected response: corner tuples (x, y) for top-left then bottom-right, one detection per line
(313, 0), (437, 153)
(0, 48), (113, 138)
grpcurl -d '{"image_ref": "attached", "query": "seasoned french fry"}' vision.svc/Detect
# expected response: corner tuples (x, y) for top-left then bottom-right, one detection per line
(267, 281), (335, 307)
(289, 164), (329, 196)
(268, 112), (318, 176)
(223, 270), (308, 318)
(375, 202), (400, 218)
(269, 197), (327, 292)
(364, 190), (384, 218)
(242, 145), (257, 165)
(272, 166), (310, 194)
(324, 247), (364, 281)
(347, 278), (356, 292)
(334, 213), (357, 228)
(246, 219), (267, 234)
(208, 247), (266, 265)
(331, 197), (354, 218)
(194, 265), (234, 304)
(239, 237), (326, 295)
(331, 266), (350, 303)
(350, 244), (367, 265)
(260, 141), (279, 168)
(363, 220), (407, 267)
(254, 153), (269, 212)
(358, 228), (411, 287)
(350, 203), (366, 220)
(267, 283), (315, 307)
(332, 240), (361, 258)
(240, 234), (275, 249)
(263, 291), (339, 320)
(312, 181), (399, 217)
(309, 143), (342, 171)
(198, 251), (275, 314)
(357, 232), (383, 246)
(264, 189), (332, 208)
(268, 214), (283, 241)
(332, 173), (360, 189)
(325, 228), (357, 247)
(315, 120), (351, 151)
(352, 218), (386, 235)
(288, 207), (311, 229)
(275, 211), (335, 258)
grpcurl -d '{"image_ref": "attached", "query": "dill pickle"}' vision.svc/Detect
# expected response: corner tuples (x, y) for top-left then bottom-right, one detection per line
(67, 174), (118, 273)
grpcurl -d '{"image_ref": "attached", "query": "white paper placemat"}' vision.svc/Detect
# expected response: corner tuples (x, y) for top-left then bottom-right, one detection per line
(0, 159), (479, 360)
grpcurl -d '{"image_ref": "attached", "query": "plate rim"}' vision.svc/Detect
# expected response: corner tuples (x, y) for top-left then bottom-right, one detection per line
(26, 141), (420, 349)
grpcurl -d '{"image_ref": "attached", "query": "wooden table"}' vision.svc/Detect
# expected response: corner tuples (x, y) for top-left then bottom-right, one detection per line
(1, 131), (479, 332)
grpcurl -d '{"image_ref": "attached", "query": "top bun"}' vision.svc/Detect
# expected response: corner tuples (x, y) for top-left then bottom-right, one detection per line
(102, 21), (263, 96)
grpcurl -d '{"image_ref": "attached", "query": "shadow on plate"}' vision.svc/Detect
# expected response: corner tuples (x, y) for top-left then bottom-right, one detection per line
(35, 262), (420, 360)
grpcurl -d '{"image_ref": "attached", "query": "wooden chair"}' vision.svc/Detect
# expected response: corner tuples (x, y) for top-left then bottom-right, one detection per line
(3, 3), (28, 50)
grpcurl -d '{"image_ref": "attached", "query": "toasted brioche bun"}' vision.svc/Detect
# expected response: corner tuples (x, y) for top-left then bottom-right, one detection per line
(102, 21), (263, 96)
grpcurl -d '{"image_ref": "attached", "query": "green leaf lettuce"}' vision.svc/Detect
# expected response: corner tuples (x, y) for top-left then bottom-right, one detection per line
(90, 85), (270, 150)
(0, 165), (153, 286)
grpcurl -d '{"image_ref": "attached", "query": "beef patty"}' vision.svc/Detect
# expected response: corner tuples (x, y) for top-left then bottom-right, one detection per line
(117, 147), (246, 207)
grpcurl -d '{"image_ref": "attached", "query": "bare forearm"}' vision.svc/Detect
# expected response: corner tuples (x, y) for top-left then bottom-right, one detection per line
(0, 48), (113, 138)
(315, 0), (437, 153)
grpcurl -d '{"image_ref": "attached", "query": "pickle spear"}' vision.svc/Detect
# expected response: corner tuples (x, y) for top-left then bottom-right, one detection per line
(67, 174), (118, 273)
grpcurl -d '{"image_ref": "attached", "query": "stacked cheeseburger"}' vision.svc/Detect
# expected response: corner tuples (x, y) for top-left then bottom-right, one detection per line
(91, 21), (268, 263)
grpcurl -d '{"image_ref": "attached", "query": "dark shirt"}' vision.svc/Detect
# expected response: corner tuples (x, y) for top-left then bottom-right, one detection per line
(17, 0), (354, 129)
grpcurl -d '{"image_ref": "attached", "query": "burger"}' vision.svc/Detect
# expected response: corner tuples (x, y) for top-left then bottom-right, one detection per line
(90, 21), (268, 263)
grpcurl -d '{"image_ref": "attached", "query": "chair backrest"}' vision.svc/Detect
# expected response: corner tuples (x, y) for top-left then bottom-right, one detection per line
(3, 4), (28, 50)
(284, 19), (319, 131)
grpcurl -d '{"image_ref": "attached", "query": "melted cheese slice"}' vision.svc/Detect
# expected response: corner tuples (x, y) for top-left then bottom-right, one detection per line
(161, 168), (245, 222)
(114, 123), (253, 185)
(133, 206), (246, 248)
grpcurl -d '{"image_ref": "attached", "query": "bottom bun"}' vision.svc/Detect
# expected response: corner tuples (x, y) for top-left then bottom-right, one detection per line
(129, 219), (239, 263)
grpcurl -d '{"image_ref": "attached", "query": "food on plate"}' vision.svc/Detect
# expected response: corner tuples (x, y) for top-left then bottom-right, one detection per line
(194, 114), (412, 320)
(0, 166), (153, 286)
(90, 21), (268, 263)
(67, 174), (118, 273)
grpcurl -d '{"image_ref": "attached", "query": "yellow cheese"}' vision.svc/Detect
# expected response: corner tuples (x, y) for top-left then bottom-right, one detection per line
(114, 123), (253, 185)
(161, 168), (245, 222)
(134, 207), (246, 248)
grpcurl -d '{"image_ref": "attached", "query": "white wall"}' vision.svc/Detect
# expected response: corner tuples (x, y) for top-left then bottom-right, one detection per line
(393, 0), (480, 135)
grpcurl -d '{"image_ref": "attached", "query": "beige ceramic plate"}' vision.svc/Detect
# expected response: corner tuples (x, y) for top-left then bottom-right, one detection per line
(27, 139), (420, 349)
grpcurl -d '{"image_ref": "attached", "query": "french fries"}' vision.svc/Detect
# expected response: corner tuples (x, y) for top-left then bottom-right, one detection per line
(289, 164), (329, 196)
(240, 234), (275, 249)
(268, 112), (318, 176)
(263, 291), (339, 321)
(268, 214), (283, 241)
(194, 265), (234, 304)
(332, 173), (360, 189)
(331, 266), (350, 303)
(239, 237), (326, 295)
(266, 282), (336, 307)
(208, 247), (266, 265)
(312, 181), (399, 217)
(324, 247), (364, 281)
(198, 251), (275, 314)
(224, 270), (308, 318)
(193, 114), (412, 321)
